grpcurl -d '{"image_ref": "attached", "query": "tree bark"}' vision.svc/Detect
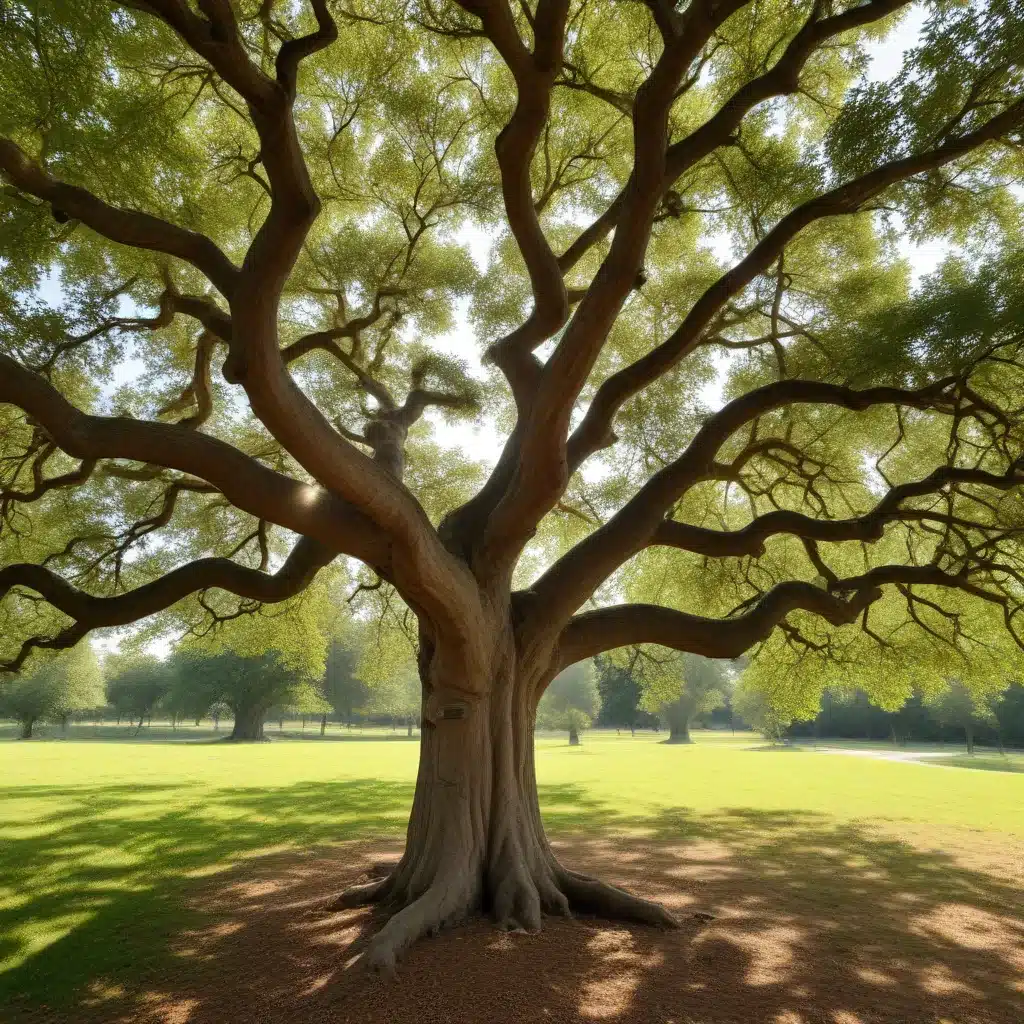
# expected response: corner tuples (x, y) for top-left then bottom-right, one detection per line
(966, 723), (974, 755)
(19, 717), (35, 739)
(228, 704), (267, 742)
(321, 714), (327, 736)
(568, 724), (580, 746)
(327, 638), (677, 971)
(666, 722), (692, 744)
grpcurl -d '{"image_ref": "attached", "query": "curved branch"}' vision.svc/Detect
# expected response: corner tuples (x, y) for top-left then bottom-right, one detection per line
(0, 139), (238, 297)
(557, 0), (914, 274)
(482, 0), (748, 562)
(0, 353), (388, 565)
(650, 463), (1024, 558)
(276, 0), (338, 98)
(567, 98), (1024, 468)
(531, 375), (1007, 633)
(556, 581), (882, 668)
(0, 536), (333, 672)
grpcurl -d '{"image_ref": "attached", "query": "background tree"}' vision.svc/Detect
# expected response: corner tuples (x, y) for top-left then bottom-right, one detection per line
(636, 651), (729, 743)
(106, 656), (172, 734)
(924, 679), (1000, 754)
(537, 661), (601, 745)
(3, 0), (1024, 966)
(0, 641), (100, 738)
(322, 636), (369, 731)
(352, 621), (423, 736)
(732, 677), (796, 745)
(170, 648), (318, 741)
(594, 658), (653, 734)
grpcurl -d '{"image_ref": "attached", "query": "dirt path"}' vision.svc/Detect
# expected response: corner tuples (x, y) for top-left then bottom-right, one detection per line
(10, 817), (1023, 1024)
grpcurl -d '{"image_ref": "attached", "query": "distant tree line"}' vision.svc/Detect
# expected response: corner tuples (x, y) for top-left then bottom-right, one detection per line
(789, 683), (1024, 752)
(7, 629), (1023, 754)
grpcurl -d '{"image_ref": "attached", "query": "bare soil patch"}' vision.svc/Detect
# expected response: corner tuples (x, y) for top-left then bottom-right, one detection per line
(11, 819), (1024, 1024)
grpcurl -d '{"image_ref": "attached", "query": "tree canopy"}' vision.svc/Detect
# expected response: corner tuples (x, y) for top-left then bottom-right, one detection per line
(3, 0), (1024, 967)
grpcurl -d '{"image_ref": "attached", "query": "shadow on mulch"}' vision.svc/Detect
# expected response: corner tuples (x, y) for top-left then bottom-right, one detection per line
(4, 786), (1024, 1024)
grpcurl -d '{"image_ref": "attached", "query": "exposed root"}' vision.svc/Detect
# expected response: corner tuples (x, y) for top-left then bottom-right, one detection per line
(491, 863), (542, 933)
(324, 874), (393, 912)
(361, 872), (477, 973)
(557, 868), (680, 929)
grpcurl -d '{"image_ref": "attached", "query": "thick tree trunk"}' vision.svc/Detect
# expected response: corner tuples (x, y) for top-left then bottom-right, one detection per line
(321, 714), (327, 736)
(328, 641), (678, 971)
(407, 718), (413, 738)
(228, 705), (266, 742)
(19, 718), (34, 739)
(666, 722), (692, 744)
(568, 724), (580, 746)
(966, 723), (974, 755)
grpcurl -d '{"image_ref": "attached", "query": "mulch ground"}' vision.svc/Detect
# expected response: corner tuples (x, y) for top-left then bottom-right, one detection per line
(14, 826), (1024, 1024)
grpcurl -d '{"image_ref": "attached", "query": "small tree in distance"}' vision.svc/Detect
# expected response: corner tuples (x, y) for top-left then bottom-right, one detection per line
(732, 678), (794, 746)
(638, 652), (729, 744)
(925, 680), (998, 755)
(169, 649), (318, 742)
(106, 657), (171, 735)
(537, 662), (601, 746)
(322, 637), (369, 731)
(0, 642), (100, 738)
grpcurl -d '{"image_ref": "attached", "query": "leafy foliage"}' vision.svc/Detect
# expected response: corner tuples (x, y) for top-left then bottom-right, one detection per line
(0, 641), (101, 735)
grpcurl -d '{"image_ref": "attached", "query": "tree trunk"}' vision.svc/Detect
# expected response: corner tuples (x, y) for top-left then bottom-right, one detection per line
(229, 705), (266, 742)
(568, 724), (580, 746)
(19, 717), (34, 739)
(407, 718), (414, 738)
(666, 722), (692, 744)
(321, 714), (327, 737)
(327, 644), (677, 971)
(966, 723), (974, 755)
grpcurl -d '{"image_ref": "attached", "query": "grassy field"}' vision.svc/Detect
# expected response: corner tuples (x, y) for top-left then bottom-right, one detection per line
(1, 728), (1023, 1018)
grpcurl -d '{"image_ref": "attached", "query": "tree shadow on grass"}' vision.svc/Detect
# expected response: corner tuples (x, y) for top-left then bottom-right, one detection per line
(2, 782), (1023, 1023)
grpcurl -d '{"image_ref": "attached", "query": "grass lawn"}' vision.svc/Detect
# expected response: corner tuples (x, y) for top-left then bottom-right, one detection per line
(1, 728), (1023, 1021)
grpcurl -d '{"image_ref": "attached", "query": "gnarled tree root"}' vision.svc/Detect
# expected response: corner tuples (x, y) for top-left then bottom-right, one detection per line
(327, 857), (678, 972)
(324, 875), (393, 912)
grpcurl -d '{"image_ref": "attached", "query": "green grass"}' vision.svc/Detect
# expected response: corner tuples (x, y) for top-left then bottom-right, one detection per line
(1, 728), (1022, 1014)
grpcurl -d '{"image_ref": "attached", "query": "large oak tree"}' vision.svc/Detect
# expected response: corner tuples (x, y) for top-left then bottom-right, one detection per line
(2, 0), (1024, 968)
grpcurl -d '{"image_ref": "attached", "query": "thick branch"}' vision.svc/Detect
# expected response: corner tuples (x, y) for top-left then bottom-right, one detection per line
(483, 0), (748, 562)
(531, 376), (1002, 633)
(0, 536), (333, 672)
(650, 463), (1024, 558)
(275, 0), (338, 98)
(556, 581), (882, 667)
(0, 353), (387, 565)
(0, 139), (238, 297)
